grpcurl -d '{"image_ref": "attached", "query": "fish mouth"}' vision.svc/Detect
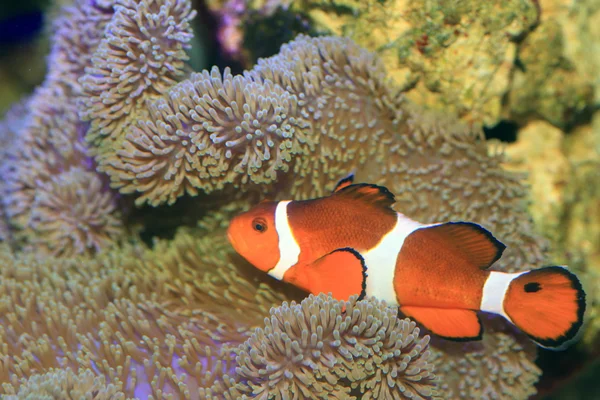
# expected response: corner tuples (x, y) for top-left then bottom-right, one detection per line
(227, 225), (245, 254)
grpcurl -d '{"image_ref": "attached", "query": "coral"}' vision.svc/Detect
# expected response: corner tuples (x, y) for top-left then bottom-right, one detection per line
(224, 294), (437, 400)
(0, 0), (123, 255)
(499, 119), (598, 262)
(581, 269), (600, 348)
(540, 0), (600, 102)
(3, 368), (126, 400)
(560, 115), (600, 269)
(226, 0), (540, 125)
(501, 116), (600, 347)
(500, 121), (570, 248)
(507, 18), (594, 129)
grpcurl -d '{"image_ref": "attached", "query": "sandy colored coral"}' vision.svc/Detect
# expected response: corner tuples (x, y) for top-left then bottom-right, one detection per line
(500, 121), (571, 246)
(234, 0), (539, 125)
(501, 118), (600, 348)
(560, 115), (600, 270)
(540, 0), (600, 102)
(501, 117), (600, 274)
(507, 18), (594, 129)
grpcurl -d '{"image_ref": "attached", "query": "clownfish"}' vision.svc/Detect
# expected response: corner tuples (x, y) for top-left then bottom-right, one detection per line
(227, 174), (586, 349)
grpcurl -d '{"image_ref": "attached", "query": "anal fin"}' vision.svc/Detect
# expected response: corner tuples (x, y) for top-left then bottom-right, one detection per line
(285, 248), (367, 302)
(400, 306), (483, 341)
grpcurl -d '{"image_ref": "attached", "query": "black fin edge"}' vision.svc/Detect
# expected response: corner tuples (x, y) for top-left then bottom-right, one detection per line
(444, 221), (507, 268)
(525, 266), (586, 349)
(400, 308), (484, 342)
(432, 313), (484, 342)
(333, 172), (355, 193)
(336, 183), (396, 205)
(330, 247), (368, 301)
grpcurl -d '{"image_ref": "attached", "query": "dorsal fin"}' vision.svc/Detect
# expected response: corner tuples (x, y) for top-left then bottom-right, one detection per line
(334, 183), (396, 211)
(333, 172), (355, 193)
(412, 222), (506, 270)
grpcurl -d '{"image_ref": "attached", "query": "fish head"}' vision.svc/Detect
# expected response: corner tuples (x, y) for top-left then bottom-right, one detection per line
(227, 200), (280, 273)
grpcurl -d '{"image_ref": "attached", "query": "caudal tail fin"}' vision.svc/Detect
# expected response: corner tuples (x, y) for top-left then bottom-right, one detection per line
(504, 266), (586, 349)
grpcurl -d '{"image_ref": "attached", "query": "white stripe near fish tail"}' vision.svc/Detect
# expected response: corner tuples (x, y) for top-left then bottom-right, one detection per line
(480, 271), (527, 323)
(268, 201), (301, 280)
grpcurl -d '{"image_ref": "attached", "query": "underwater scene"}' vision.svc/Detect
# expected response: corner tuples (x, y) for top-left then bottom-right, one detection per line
(0, 0), (599, 399)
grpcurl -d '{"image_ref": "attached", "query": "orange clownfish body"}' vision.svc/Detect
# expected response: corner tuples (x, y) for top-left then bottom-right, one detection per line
(227, 174), (586, 349)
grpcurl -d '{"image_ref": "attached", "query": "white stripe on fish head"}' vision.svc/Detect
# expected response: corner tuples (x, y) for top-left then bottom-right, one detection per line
(268, 201), (301, 280)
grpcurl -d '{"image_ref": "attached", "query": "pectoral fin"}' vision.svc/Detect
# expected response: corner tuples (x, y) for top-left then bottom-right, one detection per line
(400, 306), (483, 341)
(285, 248), (367, 302)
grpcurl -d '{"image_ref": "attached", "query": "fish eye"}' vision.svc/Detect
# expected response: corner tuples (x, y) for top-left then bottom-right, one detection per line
(252, 218), (267, 233)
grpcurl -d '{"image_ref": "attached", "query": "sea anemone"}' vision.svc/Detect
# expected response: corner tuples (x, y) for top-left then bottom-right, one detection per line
(3, 369), (125, 400)
(429, 316), (540, 399)
(27, 167), (122, 257)
(383, 105), (546, 274)
(46, 0), (115, 94)
(0, 0), (123, 255)
(89, 33), (401, 206)
(1, 86), (122, 256)
(206, 294), (438, 399)
(249, 34), (402, 200)
(80, 0), (197, 145)
(0, 227), (439, 398)
(112, 67), (313, 205)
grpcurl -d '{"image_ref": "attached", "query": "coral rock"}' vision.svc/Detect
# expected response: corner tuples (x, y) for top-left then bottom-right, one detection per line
(507, 18), (594, 130)
(232, 0), (540, 125)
